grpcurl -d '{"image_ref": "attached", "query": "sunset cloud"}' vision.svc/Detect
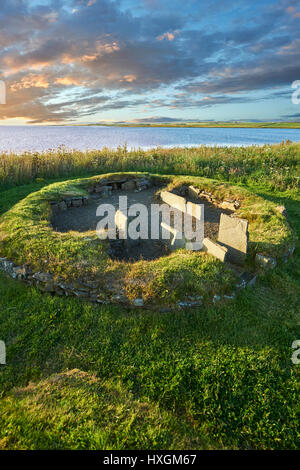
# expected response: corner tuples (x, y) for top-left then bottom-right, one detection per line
(55, 77), (82, 86)
(0, 0), (298, 123)
(157, 30), (179, 41)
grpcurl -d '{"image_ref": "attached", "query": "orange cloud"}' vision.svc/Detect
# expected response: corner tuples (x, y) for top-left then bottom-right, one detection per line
(10, 74), (49, 91)
(157, 30), (179, 41)
(55, 76), (82, 86)
(62, 41), (120, 65)
(121, 74), (137, 83)
(286, 6), (300, 18)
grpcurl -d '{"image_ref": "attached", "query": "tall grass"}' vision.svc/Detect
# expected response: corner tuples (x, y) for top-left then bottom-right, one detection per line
(0, 142), (299, 191)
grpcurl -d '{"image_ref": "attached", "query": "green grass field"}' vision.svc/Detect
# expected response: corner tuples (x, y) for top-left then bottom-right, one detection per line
(0, 143), (299, 450)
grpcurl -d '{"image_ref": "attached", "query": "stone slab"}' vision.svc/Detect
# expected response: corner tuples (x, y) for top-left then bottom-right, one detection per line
(218, 214), (248, 265)
(188, 185), (201, 199)
(255, 253), (277, 269)
(160, 191), (186, 212)
(121, 180), (136, 191)
(203, 237), (228, 262)
(186, 201), (203, 221)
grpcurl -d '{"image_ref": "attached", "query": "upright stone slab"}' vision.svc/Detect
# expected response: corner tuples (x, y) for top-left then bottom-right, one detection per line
(188, 185), (201, 199)
(186, 201), (203, 221)
(160, 191), (186, 212)
(218, 214), (248, 265)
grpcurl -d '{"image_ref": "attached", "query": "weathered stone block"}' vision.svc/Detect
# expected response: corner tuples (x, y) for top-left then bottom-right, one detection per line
(237, 271), (257, 288)
(136, 178), (150, 191)
(13, 266), (28, 280)
(95, 185), (112, 195)
(255, 253), (277, 269)
(218, 214), (248, 265)
(275, 205), (287, 216)
(58, 201), (67, 211)
(133, 298), (144, 307)
(188, 185), (201, 199)
(219, 200), (236, 211)
(121, 180), (136, 191)
(32, 272), (54, 283)
(202, 237), (228, 262)
(186, 201), (203, 221)
(160, 191), (186, 212)
(71, 198), (83, 207)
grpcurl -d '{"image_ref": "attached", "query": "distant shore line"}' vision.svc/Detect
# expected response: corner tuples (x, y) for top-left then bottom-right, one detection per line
(72, 122), (300, 129)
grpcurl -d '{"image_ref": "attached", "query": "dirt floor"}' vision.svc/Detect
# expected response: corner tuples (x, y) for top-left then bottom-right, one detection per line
(51, 187), (232, 261)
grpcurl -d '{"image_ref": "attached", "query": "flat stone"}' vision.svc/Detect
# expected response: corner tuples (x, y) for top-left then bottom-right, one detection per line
(136, 178), (150, 191)
(200, 191), (213, 202)
(13, 266), (28, 280)
(178, 300), (202, 308)
(188, 185), (201, 198)
(64, 198), (73, 208)
(255, 253), (277, 269)
(71, 198), (83, 207)
(213, 294), (221, 303)
(224, 293), (236, 300)
(202, 237), (228, 262)
(170, 235), (187, 251)
(95, 185), (112, 195)
(237, 272), (257, 288)
(0, 258), (17, 278)
(32, 272), (54, 283)
(121, 180), (136, 191)
(275, 205), (286, 216)
(160, 191), (186, 212)
(58, 201), (67, 211)
(42, 282), (56, 292)
(218, 214), (248, 265)
(219, 200), (236, 211)
(133, 298), (144, 307)
(112, 294), (129, 303)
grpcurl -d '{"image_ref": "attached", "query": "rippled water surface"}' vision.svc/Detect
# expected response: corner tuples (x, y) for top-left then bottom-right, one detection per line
(0, 125), (299, 152)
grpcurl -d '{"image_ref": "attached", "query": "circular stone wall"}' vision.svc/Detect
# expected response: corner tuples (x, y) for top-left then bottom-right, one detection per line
(0, 172), (296, 309)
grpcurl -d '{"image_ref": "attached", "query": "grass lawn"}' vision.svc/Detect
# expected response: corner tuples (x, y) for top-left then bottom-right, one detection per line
(0, 144), (299, 450)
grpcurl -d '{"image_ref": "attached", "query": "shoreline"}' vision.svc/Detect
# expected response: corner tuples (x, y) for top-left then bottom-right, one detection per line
(73, 122), (300, 129)
(0, 122), (300, 129)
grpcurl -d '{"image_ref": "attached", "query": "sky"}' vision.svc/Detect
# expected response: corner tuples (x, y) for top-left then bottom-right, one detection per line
(0, 0), (300, 125)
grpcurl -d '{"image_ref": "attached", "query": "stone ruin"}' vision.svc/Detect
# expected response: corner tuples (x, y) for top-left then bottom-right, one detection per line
(0, 174), (293, 309)
(50, 176), (280, 274)
(160, 187), (249, 266)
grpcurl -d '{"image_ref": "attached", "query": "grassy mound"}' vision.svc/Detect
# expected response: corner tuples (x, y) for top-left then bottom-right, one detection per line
(0, 173), (293, 304)
(0, 172), (294, 306)
(0, 369), (215, 450)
